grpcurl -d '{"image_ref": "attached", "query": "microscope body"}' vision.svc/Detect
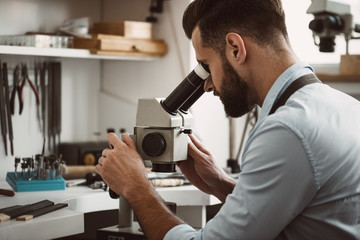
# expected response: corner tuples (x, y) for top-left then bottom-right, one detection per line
(131, 98), (193, 172)
(128, 63), (209, 172)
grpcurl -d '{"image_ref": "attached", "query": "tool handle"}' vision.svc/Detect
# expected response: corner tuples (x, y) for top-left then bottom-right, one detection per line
(0, 189), (15, 197)
(19, 79), (26, 114)
(62, 165), (96, 180)
(27, 78), (40, 105)
(9, 87), (16, 115)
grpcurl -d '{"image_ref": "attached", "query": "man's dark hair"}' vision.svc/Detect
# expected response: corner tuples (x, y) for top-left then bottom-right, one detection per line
(183, 0), (289, 54)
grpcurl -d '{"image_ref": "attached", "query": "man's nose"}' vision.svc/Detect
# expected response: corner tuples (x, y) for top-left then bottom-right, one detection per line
(204, 76), (214, 92)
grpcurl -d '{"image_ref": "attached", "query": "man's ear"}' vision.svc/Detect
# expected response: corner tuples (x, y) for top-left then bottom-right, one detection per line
(225, 33), (246, 64)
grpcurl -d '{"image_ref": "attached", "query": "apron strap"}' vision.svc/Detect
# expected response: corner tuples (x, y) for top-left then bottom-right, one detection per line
(269, 74), (321, 115)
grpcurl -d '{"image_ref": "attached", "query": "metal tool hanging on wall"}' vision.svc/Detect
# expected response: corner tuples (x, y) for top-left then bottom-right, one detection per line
(0, 62), (10, 155)
(46, 62), (62, 155)
(2, 62), (14, 155)
(9, 64), (40, 115)
(20, 63), (40, 113)
(0, 60), (62, 156)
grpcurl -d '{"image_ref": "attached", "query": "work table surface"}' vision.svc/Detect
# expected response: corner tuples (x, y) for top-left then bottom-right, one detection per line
(0, 179), (220, 240)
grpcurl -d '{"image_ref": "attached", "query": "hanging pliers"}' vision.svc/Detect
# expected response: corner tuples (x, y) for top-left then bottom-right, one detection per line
(10, 65), (22, 115)
(19, 63), (40, 114)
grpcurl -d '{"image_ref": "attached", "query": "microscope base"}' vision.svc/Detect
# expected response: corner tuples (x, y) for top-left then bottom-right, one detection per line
(97, 222), (146, 240)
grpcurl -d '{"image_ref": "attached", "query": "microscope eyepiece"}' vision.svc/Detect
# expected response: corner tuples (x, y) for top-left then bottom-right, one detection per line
(161, 63), (209, 114)
(179, 82), (205, 113)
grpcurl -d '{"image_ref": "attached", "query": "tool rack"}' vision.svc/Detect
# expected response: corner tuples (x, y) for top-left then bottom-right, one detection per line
(6, 172), (65, 192)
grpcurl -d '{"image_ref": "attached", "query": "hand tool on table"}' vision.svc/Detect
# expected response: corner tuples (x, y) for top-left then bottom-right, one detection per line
(0, 188), (15, 197)
(2, 62), (14, 155)
(0, 200), (54, 223)
(0, 62), (8, 155)
(68, 172), (103, 186)
(10, 65), (22, 115)
(19, 63), (40, 115)
(0, 205), (22, 213)
(61, 165), (96, 180)
(16, 203), (68, 221)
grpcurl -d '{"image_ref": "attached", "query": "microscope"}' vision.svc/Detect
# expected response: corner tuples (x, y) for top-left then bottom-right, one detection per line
(99, 63), (210, 240)
(307, 0), (360, 53)
(130, 62), (210, 172)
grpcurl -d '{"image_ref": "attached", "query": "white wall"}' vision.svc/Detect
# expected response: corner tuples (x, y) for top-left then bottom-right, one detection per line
(98, 0), (192, 135)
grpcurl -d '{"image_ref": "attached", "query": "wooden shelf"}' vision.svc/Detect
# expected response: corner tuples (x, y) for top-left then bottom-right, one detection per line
(317, 73), (360, 82)
(0, 45), (159, 61)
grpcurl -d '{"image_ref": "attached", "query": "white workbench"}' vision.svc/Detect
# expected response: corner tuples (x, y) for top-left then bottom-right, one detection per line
(0, 180), (220, 240)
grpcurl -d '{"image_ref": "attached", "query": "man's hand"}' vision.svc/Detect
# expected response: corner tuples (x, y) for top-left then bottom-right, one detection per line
(177, 134), (236, 202)
(96, 133), (148, 199)
(96, 132), (184, 240)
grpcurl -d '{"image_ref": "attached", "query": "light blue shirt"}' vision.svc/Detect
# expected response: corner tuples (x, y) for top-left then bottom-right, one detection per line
(164, 62), (360, 240)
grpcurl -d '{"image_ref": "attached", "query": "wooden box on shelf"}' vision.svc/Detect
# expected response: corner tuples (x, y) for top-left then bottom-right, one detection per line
(92, 21), (152, 39)
(315, 55), (360, 82)
(73, 34), (168, 57)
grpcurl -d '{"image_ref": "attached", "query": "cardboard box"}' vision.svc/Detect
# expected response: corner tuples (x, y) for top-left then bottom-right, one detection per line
(92, 21), (152, 39)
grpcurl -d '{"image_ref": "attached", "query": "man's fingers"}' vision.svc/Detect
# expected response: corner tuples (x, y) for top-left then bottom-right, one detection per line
(106, 132), (123, 149)
(95, 163), (102, 174)
(96, 155), (105, 174)
(101, 148), (111, 158)
(187, 138), (198, 157)
(122, 133), (137, 150)
(188, 134), (210, 155)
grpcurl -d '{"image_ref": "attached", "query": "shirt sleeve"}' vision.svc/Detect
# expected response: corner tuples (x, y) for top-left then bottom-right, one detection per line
(166, 120), (317, 240)
(164, 224), (199, 240)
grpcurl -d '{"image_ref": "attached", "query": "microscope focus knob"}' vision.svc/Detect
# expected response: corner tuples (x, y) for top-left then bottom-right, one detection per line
(142, 133), (166, 157)
(181, 129), (192, 134)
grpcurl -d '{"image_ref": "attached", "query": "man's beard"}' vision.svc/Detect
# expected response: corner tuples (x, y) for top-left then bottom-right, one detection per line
(217, 59), (255, 118)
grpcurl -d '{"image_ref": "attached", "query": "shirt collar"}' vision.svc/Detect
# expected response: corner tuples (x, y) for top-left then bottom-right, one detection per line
(258, 62), (315, 121)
